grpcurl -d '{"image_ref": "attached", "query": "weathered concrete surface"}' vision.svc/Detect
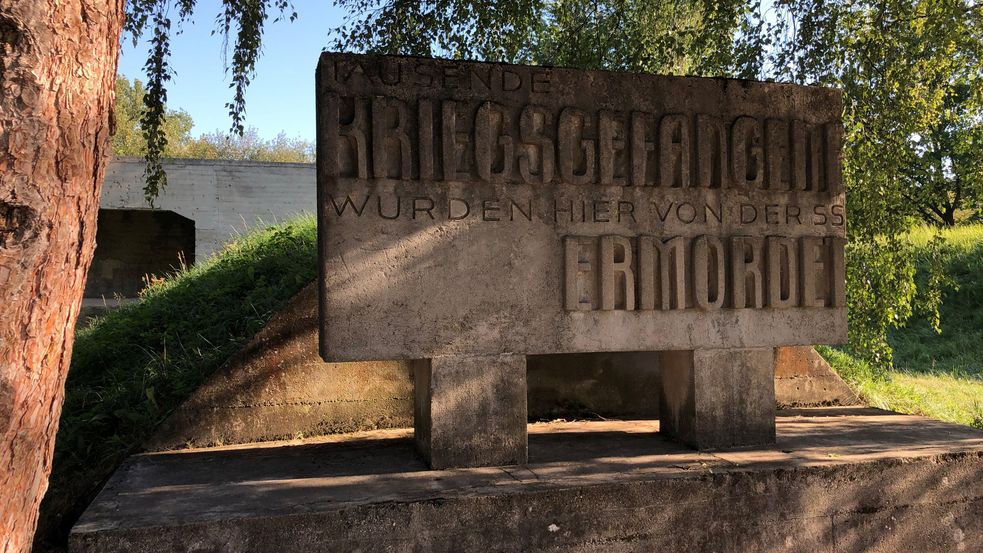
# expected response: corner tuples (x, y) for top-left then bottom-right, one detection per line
(415, 354), (528, 468)
(317, 54), (849, 463)
(147, 283), (670, 451)
(148, 285), (857, 450)
(775, 345), (860, 406)
(318, 54), (848, 362)
(147, 283), (414, 450)
(526, 351), (662, 419)
(86, 158), (316, 300)
(659, 348), (776, 449)
(73, 408), (983, 552)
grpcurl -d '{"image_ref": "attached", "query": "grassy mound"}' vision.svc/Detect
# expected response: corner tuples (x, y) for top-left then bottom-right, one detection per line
(822, 224), (983, 429)
(37, 215), (317, 550)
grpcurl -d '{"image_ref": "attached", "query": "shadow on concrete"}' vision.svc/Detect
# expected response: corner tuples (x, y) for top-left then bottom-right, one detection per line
(70, 413), (983, 552)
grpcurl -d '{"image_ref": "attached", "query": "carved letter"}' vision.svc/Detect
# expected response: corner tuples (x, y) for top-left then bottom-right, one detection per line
(638, 236), (655, 310)
(379, 59), (401, 85)
(329, 194), (370, 217)
(441, 101), (470, 181)
(474, 101), (514, 182)
(371, 96), (412, 179)
(696, 114), (728, 188)
(825, 123), (844, 193)
(692, 235), (725, 310)
(766, 236), (798, 308)
(639, 236), (687, 310)
(412, 197), (435, 219)
(799, 236), (825, 307)
(631, 112), (655, 186)
(323, 94), (368, 179)
(765, 119), (791, 190)
(600, 235), (635, 310)
(564, 237), (595, 310)
(448, 198), (470, 220)
(731, 116), (763, 190)
(418, 99), (435, 180)
(730, 236), (764, 309)
(826, 236), (846, 307)
(377, 195), (401, 219)
(791, 120), (808, 191)
(599, 110), (627, 186)
(659, 114), (690, 187)
(809, 126), (825, 191)
(518, 105), (555, 184)
(558, 107), (596, 184)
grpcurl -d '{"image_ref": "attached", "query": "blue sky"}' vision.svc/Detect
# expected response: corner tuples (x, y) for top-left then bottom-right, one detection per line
(117, 0), (345, 142)
(118, 2), (783, 143)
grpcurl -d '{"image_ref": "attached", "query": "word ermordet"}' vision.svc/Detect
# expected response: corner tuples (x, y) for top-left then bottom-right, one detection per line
(317, 54), (847, 362)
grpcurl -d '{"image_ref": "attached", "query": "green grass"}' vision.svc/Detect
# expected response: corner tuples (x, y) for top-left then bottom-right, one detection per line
(821, 223), (983, 430)
(905, 223), (983, 250)
(37, 215), (318, 549)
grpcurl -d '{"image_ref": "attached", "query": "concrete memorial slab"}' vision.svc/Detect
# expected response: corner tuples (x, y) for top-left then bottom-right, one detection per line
(317, 53), (847, 467)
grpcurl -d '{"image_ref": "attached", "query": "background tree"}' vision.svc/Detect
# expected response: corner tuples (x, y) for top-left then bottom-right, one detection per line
(903, 81), (983, 227)
(530, 0), (749, 76)
(755, 0), (983, 360)
(328, 0), (983, 363)
(181, 128), (314, 163)
(112, 76), (195, 157)
(112, 75), (314, 162)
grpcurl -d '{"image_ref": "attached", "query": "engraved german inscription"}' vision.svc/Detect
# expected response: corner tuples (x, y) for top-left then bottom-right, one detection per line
(318, 53), (847, 361)
(564, 235), (845, 312)
(321, 92), (844, 193)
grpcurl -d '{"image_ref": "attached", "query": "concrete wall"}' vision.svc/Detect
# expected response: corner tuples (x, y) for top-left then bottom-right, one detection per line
(85, 209), (196, 298)
(101, 158), (315, 261)
(148, 282), (858, 451)
(148, 283), (667, 450)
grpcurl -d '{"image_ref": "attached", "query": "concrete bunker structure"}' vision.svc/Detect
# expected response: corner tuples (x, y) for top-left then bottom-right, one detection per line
(85, 158), (316, 303)
(85, 208), (196, 299)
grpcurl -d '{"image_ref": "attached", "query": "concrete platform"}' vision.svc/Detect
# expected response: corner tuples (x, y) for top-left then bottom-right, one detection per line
(71, 408), (983, 552)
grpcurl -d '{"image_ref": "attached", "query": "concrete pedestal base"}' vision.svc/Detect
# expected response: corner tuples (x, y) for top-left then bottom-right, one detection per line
(659, 348), (776, 449)
(71, 408), (983, 553)
(414, 348), (777, 470)
(414, 354), (528, 469)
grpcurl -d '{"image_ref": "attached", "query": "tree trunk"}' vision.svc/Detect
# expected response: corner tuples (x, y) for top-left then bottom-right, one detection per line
(0, 1), (124, 551)
(942, 206), (956, 227)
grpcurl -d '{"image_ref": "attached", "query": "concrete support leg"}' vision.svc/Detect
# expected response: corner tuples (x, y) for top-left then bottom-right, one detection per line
(657, 348), (776, 449)
(413, 354), (528, 469)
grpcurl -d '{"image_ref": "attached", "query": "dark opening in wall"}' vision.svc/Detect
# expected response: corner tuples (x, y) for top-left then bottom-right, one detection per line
(84, 209), (195, 298)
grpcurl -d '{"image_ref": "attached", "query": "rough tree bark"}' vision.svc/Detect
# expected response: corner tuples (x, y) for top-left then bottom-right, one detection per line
(0, 1), (124, 551)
